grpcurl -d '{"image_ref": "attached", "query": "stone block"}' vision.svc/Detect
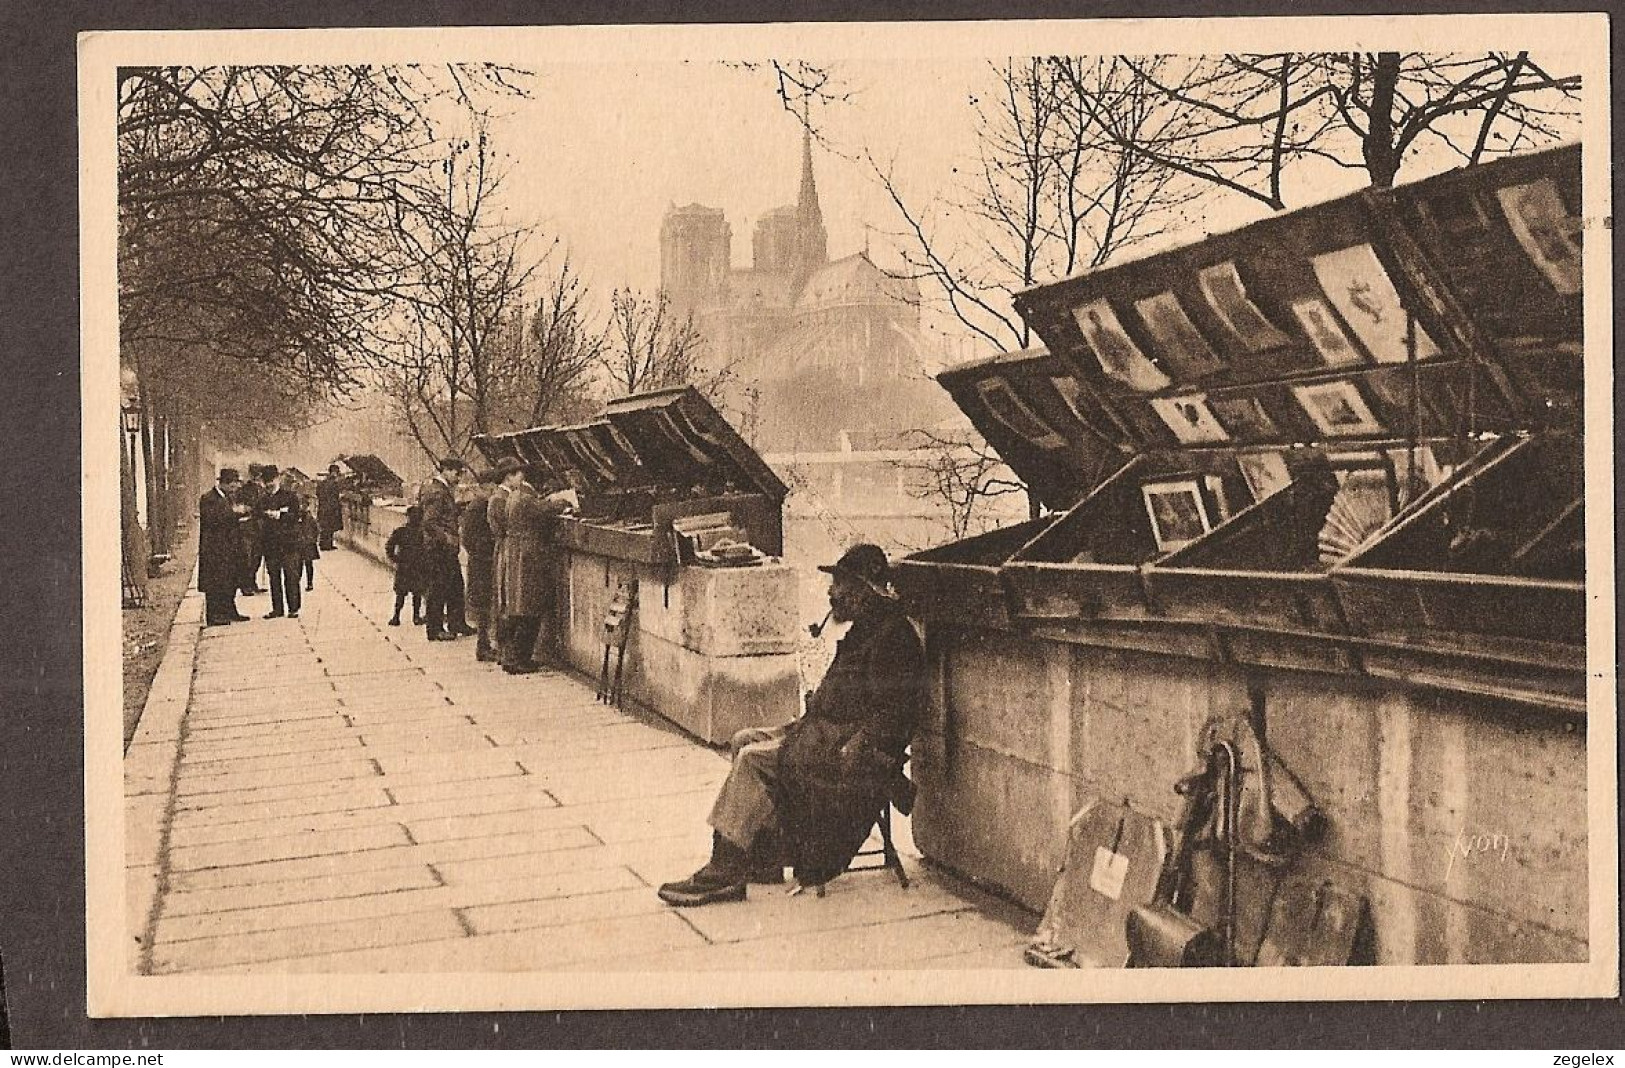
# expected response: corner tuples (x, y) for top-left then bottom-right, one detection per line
(623, 631), (799, 745)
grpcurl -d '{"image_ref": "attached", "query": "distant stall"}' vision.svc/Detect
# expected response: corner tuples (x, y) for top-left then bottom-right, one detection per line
(474, 386), (801, 744)
(894, 144), (1589, 965)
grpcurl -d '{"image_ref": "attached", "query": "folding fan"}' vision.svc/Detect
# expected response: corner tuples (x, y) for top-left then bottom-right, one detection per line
(1317, 469), (1394, 564)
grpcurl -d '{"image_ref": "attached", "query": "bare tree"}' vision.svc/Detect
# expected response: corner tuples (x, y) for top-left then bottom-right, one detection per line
(895, 427), (1028, 541)
(880, 58), (1194, 355)
(1052, 52), (1581, 208)
(381, 127), (539, 463)
(878, 59), (1191, 528)
(598, 288), (718, 397)
(518, 251), (606, 426)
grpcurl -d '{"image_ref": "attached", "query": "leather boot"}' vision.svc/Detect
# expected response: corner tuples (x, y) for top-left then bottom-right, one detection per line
(657, 832), (749, 907)
(747, 828), (787, 885)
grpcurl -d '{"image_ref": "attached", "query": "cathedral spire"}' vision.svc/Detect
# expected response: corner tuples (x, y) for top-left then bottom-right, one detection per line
(795, 126), (829, 275)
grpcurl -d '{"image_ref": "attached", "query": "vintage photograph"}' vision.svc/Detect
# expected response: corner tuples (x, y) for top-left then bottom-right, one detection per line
(1070, 298), (1173, 392)
(84, 18), (1614, 1017)
(1292, 380), (1386, 437)
(1141, 479), (1214, 551)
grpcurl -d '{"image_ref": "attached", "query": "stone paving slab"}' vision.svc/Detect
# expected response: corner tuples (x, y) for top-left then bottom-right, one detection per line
(126, 547), (1036, 978)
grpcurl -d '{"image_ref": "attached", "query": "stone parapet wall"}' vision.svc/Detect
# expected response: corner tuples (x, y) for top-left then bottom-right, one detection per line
(912, 624), (1588, 965)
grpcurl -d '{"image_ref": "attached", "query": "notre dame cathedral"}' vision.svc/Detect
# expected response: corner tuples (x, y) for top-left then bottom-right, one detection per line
(659, 132), (954, 463)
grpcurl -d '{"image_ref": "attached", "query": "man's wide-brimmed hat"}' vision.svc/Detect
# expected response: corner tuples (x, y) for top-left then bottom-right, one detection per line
(492, 456), (524, 478)
(818, 543), (896, 598)
(218, 468), (241, 483)
(260, 464), (280, 479)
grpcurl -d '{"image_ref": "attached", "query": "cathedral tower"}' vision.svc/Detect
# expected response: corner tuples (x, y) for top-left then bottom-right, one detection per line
(660, 203), (731, 316)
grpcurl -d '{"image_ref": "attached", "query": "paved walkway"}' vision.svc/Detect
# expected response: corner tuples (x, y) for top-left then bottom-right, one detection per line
(124, 547), (1034, 974)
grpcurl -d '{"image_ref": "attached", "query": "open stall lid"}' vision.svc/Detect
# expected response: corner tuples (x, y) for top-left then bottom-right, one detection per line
(1007, 143), (1582, 459)
(475, 386), (787, 502)
(602, 386), (788, 502)
(936, 346), (1133, 513)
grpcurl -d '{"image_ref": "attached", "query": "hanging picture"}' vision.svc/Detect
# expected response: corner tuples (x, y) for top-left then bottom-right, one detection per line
(1290, 297), (1365, 367)
(1134, 291), (1223, 377)
(1310, 243), (1440, 364)
(1293, 381), (1384, 438)
(600, 421), (643, 467)
(1151, 392), (1230, 446)
(1210, 395), (1281, 440)
(1197, 261), (1290, 352)
(1495, 178), (1582, 295)
(1141, 479), (1213, 552)
(651, 409), (714, 465)
(1237, 451), (1293, 504)
(1048, 375), (1110, 440)
(977, 378), (1068, 449)
(1070, 299), (1172, 392)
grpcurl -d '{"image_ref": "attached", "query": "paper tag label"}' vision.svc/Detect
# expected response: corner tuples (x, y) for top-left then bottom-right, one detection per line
(1089, 847), (1130, 901)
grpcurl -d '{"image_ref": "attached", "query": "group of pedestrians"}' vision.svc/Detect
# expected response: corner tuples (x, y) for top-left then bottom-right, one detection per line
(389, 456), (572, 674)
(196, 463), (347, 627)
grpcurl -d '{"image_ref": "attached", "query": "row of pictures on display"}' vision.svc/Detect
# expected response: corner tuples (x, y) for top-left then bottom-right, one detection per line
(498, 407), (730, 488)
(1067, 242), (1441, 393)
(1139, 444), (1446, 557)
(974, 369), (1394, 453)
(1066, 172), (1580, 394)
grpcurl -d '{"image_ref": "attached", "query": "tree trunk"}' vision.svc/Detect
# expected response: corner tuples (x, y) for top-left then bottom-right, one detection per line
(1363, 52), (1403, 188)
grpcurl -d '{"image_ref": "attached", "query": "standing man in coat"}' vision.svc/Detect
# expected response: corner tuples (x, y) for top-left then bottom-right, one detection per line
(498, 466), (571, 675)
(460, 469), (500, 663)
(419, 456), (475, 642)
(235, 463), (266, 596)
(485, 457), (523, 665)
(199, 468), (254, 626)
(257, 466), (304, 619)
(315, 463), (345, 551)
(658, 544), (924, 906)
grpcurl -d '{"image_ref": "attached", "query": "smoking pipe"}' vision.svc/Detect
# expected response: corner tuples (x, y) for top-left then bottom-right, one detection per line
(808, 608), (833, 639)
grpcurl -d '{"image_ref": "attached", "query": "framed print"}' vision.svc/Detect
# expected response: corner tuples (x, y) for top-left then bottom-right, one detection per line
(1070, 299), (1172, 392)
(1496, 178), (1582, 295)
(1197, 261), (1290, 352)
(1290, 296), (1365, 367)
(1293, 380), (1385, 437)
(1151, 392), (1230, 445)
(977, 377), (1068, 449)
(1134, 290), (1223, 377)
(1048, 374), (1112, 440)
(1142, 478), (1213, 551)
(1210, 394), (1281, 440)
(1310, 243), (1441, 363)
(1237, 450), (1294, 504)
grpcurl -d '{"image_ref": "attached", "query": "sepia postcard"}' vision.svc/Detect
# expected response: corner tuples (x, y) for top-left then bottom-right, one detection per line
(82, 15), (1617, 1017)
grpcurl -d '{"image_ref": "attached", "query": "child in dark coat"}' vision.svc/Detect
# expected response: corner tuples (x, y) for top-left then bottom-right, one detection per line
(297, 494), (322, 591)
(385, 506), (428, 626)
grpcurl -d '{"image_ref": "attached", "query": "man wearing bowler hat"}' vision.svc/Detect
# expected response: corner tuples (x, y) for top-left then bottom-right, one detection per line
(658, 543), (925, 906)
(198, 468), (254, 626)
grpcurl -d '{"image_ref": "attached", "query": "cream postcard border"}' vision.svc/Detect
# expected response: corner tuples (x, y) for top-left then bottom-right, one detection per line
(80, 15), (1618, 1016)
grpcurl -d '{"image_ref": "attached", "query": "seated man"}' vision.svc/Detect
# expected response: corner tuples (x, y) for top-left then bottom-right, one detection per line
(658, 544), (925, 907)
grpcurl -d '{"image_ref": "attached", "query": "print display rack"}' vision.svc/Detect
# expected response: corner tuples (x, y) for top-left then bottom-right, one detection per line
(472, 386), (789, 570)
(896, 142), (1585, 713)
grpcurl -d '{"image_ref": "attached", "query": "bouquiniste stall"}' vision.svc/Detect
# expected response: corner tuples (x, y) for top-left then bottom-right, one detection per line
(474, 386), (801, 744)
(893, 144), (1588, 966)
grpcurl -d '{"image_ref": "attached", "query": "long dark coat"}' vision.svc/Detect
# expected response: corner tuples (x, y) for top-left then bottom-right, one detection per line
(500, 482), (567, 619)
(775, 601), (925, 886)
(487, 483), (512, 620)
(384, 521), (427, 596)
(315, 476), (344, 533)
(258, 487), (304, 558)
(417, 477), (460, 555)
(460, 488), (496, 626)
(197, 487), (244, 594)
